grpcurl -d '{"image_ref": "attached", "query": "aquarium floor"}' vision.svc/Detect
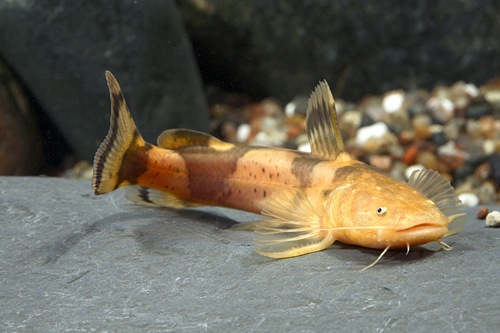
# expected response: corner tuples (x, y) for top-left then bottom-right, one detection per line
(1, 177), (498, 332)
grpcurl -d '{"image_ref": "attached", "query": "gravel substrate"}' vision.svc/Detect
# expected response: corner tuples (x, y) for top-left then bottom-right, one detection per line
(210, 80), (500, 207)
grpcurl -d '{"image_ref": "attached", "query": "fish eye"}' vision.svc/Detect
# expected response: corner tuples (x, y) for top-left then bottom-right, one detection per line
(377, 207), (387, 216)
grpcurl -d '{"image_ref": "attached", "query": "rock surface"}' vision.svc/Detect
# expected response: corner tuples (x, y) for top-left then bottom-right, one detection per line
(1, 176), (499, 331)
(0, 0), (209, 162)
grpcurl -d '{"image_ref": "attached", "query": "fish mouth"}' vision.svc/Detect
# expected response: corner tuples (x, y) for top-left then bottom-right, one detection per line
(399, 223), (444, 232)
(396, 223), (448, 242)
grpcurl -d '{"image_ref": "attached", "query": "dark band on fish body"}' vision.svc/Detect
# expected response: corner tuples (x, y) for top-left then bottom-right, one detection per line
(115, 135), (151, 188)
(291, 155), (322, 187)
(181, 145), (252, 203)
(334, 163), (383, 182)
(334, 166), (362, 182)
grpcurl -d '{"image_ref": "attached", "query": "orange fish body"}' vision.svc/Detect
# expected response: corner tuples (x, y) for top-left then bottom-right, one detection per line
(93, 72), (466, 268)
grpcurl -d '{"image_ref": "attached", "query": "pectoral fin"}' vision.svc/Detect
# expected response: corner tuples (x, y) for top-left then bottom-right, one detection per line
(251, 187), (336, 258)
(408, 168), (462, 213)
(408, 168), (467, 235)
(306, 81), (346, 160)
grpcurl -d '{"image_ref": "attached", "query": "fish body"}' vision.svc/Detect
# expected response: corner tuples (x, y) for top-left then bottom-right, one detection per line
(93, 72), (466, 267)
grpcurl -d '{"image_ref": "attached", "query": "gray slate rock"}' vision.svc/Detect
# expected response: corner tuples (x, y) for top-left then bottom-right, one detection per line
(0, 0), (209, 162)
(1, 176), (499, 331)
(180, 1), (500, 102)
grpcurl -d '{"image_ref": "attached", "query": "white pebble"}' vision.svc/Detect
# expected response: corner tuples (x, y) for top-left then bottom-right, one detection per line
(404, 164), (424, 180)
(458, 193), (479, 207)
(464, 83), (479, 98)
(236, 124), (251, 143)
(484, 89), (500, 107)
(483, 139), (496, 155)
(427, 96), (454, 123)
(342, 110), (362, 129)
(413, 114), (432, 126)
(437, 141), (469, 159)
(298, 142), (311, 153)
(429, 124), (444, 134)
(285, 102), (296, 117)
(260, 117), (279, 134)
(486, 211), (500, 227)
(249, 132), (270, 146)
(356, 122), (389, 146)
(267, 131), (287, 147)
(382, 90), (405, 113)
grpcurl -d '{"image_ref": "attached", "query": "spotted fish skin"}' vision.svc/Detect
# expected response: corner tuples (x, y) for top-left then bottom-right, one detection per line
(93, 72), (466, 267)
(128, 144), (336, 213)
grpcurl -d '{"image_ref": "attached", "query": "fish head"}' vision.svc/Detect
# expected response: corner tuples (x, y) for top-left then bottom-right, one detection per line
(329, 175), (451, 249)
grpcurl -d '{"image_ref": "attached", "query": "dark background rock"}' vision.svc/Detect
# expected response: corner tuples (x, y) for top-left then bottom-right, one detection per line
(179, 0), (500, 102)
(0, 59), (43, 175)
(0, 57), (71, 176)
(0, 0), (209, 163)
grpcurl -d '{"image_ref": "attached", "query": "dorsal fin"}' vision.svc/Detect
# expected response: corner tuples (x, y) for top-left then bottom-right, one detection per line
(306, 81), (346, 160)
(157, 129), (233, 150)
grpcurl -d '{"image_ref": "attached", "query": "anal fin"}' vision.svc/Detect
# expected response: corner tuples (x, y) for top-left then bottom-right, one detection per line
(252, 187), (336, 258)
(125, 186), (204, 208)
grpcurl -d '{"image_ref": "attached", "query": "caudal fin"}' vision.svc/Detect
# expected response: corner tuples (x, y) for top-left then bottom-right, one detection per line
(92, 71), (147, 195)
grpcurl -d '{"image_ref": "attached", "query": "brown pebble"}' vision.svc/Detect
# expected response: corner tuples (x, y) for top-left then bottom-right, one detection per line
(441, 155), (465, 172)
(417, 151), (439, 170)
(435, 161), (450, 174)
(477, 206), (489, 219)
(413, 123), (432, 140)
(402, 145), (420, 166)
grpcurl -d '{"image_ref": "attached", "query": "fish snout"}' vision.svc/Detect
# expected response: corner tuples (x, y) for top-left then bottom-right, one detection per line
(393, 222), (448, 247)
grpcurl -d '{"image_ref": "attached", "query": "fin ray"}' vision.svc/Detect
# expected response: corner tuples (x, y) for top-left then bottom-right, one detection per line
(443, 213), (467, 237)
(125, 186), (204, 208)
(252, 187), (336, 258)
(92, 71), (146, 195)
(306, 81), (345, 160)
(408, 168), (464, 213)
(230, 221), (260, 231)
(407, 168), (467, 236)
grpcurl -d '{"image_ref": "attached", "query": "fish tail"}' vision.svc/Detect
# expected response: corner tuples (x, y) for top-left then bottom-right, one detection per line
(92, 71), (148, 195)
